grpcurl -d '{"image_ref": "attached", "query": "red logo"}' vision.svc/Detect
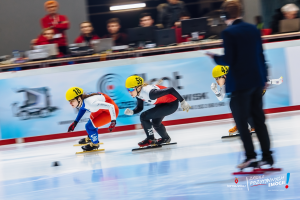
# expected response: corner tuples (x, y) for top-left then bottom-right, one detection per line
(235, 177), (238, 184)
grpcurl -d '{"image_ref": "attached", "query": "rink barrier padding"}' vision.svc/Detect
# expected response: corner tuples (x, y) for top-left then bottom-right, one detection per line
(0, 105), (300, 146)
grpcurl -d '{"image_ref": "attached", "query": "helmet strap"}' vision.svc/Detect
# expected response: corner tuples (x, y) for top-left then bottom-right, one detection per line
(75, 96), (83, 108)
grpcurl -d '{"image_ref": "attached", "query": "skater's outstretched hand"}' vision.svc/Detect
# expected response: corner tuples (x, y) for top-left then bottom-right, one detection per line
(68, 121), (78, 132)
(181, 100), (191, 112)
(211, 83), (219, 94)
(124, 108), (134, 115)
(108, 120), (116, 132)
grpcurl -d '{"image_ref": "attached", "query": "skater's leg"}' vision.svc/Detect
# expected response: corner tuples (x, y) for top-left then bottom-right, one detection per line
(250, 87), (272, 161)
(85, 120), (99, 144)
(247, 117), (255, 129)
(230, 89), (257, 160)
(140, 100), (179, 139)
(152, 117), (169, 138)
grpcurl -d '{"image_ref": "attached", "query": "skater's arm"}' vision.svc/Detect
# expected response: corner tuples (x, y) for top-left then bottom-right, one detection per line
(215, 85), (226, 101)
(91, 101), (117, 121)
(75, 108), (86, 122)
(149, 87), (184, 102)
(133, 98), (144, 114)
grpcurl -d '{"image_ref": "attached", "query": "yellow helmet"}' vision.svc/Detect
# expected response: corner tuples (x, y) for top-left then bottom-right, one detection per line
(125, 75), (144, 88)
(212, 65), (229, 78)
(65, 87), (84, 101)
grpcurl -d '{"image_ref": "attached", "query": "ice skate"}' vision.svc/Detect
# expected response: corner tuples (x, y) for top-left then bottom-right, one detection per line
(76, 142), (105, 154)
(228, 126), (239, 136)
(254, 157), (282, 172)
(157, 137), (171, 145)
(232, 158), (263, 175)
(131, 138), (161, 151)
(79, 136), (91, 144)
(138, 138), (157, 147)
(250, 128), (255, 134)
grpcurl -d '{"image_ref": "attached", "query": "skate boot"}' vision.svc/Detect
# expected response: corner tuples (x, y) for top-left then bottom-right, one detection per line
(237, 158), (257, 169)
(138, 138), (157, 147)
(79, 136), (91, 144)
(157, 137), (171, 145)
(258, 156), (274, 167)
(82, 142), (100, 151)
(229, 126), (238, 136)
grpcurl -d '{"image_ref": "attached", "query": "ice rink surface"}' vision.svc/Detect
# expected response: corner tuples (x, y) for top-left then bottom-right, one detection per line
(0, 111), (299, 200)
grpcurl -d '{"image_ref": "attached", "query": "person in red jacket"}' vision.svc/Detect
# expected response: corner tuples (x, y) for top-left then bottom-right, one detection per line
(74, 22), (100, 45)
(33, 28), (63, 57)
(102, 18), (127, 46)
(41, 0), (70, 55)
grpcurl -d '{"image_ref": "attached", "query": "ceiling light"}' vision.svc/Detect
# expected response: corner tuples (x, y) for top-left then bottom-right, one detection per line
(110, 3), (146, 11)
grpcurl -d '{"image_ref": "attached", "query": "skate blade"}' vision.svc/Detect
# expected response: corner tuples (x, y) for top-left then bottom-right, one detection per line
(222, 134), (240, 139)
(254, 168), (282, 172)
(76, 149), (105, 154)
(161, 142), (177, 146)
(73, 143), (103, 147)
(232, 170), (265, 175)
(132, 145), (162, 151)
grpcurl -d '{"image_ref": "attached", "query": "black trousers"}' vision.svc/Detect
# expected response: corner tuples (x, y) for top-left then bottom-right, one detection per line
(230, 87), (272, 160)
(140, 100), (179, 139)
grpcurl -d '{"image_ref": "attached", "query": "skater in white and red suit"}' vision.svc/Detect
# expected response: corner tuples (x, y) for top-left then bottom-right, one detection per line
(124, 75), (190, 147)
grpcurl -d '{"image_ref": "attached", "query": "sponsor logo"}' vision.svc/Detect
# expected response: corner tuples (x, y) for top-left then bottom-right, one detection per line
(12, 87), (58, 120)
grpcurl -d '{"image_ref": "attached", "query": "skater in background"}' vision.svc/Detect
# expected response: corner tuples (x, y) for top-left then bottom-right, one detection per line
(210, 65), (283, 136)
(124, 75), (190, 147)
(66, 87), (119, 151)
(206, 0), (274, 169)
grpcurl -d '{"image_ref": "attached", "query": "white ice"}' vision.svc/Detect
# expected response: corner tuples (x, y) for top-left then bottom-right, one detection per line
(0, 111), (299, 199)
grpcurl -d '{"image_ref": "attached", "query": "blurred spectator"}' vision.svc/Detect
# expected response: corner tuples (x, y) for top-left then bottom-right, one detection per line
(255, 16), (264, 30)
(157, 0), (188, 28)
(33, 28), (62, 57)
(35, 28), (56, 45)
(74, 22), (100, 45)
(139, 13), (154, 27)
(174, 12), (190, 28)
(41, 0), (70, 54)
(103, 18), (127, 46)
(173, 12), (191, 43)
(270, 3), (299, 33)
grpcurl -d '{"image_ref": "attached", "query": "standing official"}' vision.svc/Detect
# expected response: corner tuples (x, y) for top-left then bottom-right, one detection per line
(206, 1), (273, 169)
(41, 1), (70, 55)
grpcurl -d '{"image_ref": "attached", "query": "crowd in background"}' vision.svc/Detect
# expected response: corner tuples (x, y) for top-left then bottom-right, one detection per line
(5, 0), (300, 59)
(30, 0), (193, 57)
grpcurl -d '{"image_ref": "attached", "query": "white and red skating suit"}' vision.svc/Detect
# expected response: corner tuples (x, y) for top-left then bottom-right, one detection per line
(132, 85), (185, 140)
(133, 85), (184, 114)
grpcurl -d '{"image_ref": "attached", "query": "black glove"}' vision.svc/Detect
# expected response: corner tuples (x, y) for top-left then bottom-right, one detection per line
(68, 121), (78, 132)
(108, 120), (116, 132)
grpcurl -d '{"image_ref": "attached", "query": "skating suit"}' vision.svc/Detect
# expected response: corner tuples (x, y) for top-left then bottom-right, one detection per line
(133, 85), (184, 139)
(75, 93), (119, 127)
(136, 85), (178, 105)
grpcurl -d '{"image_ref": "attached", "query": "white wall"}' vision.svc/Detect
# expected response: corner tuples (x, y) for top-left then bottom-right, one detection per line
(0, 0), (88, 56)
(242, 0), (262, 24)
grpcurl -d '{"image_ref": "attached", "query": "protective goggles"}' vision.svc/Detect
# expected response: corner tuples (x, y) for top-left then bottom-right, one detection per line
(215, 76), (225, 81)
(127, 88), (135, 92)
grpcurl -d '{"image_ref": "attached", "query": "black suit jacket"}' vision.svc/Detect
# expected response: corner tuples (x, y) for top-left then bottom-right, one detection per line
(214, 19), (268, 93)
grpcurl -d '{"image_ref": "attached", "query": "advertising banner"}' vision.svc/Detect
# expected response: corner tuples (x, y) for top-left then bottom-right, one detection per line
(0, 48), (290, 139)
